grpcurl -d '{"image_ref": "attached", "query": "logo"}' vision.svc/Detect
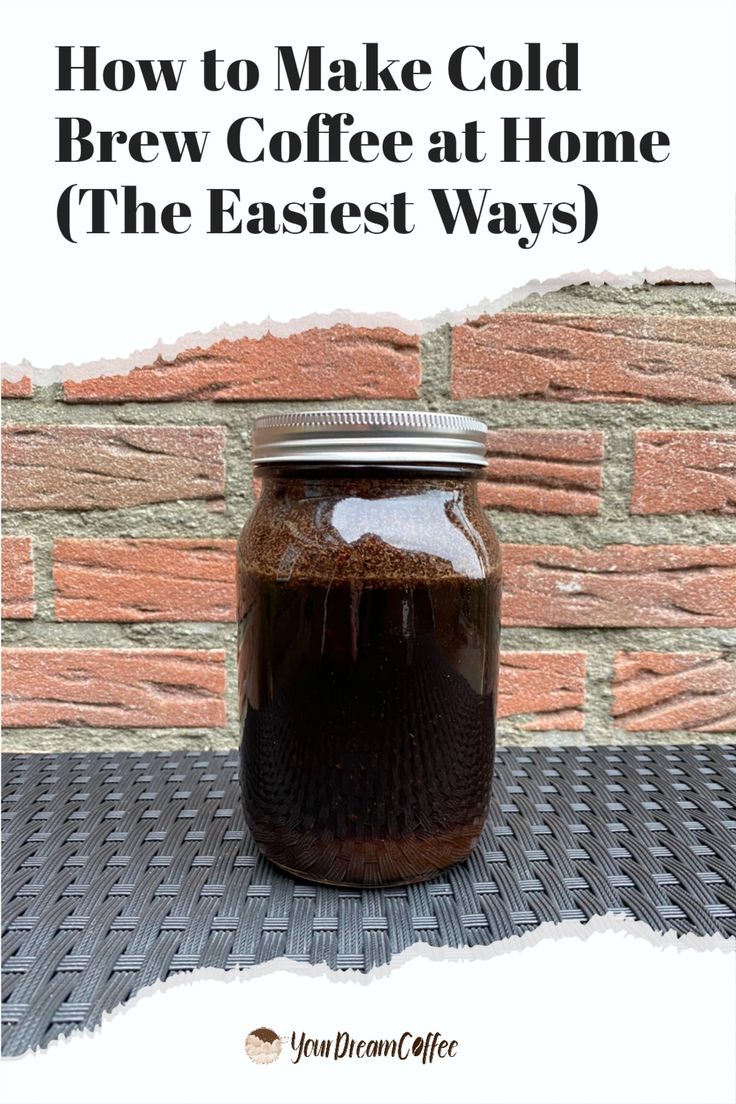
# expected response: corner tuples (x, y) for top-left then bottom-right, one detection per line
(245, 1027), (282, 1065)
(291, 1029), (459, 1064)
(244, 1025), (460, 1066)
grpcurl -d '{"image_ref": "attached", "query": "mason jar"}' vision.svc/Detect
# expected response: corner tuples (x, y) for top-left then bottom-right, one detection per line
(237, 410), (501, 886)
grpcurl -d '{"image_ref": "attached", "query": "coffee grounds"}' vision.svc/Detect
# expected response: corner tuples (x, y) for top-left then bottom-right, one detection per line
(242, 474), (498, 586)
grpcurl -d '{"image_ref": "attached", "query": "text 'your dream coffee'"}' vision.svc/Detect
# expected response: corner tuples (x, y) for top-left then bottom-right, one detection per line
(237, 411), (502, 886)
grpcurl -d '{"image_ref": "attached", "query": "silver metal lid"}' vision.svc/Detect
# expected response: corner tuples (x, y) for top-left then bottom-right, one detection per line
(251, 410), (488, 467)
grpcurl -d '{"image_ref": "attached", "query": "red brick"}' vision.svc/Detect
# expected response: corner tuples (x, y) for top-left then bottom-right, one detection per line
(53, 539), (236, 622)
(452, 313), (736, 402)
(632, 431), (736, 515)
(502, 545), (736, 627)
(63, 326), (421, 402)
(2, 648), (226, 727)
(2, 537), (35, 619)
(498, 652), (585, 730)
(2, 425), (226, 511)
(481, 430), (603, 514)
(612, 652), (736, 732)
(2, 376), (32, 398)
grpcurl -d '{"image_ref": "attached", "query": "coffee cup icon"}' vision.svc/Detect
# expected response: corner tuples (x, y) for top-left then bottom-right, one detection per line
(245, 1027), (282, 1064)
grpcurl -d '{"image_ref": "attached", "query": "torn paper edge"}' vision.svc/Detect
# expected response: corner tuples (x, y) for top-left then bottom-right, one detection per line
(2, 267), (734, 385)
(4, 913), (734, 1060)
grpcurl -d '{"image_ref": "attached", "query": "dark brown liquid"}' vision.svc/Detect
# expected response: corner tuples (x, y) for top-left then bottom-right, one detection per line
(239, 573), (499, 886)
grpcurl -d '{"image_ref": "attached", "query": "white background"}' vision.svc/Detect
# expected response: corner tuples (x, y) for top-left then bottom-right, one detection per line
(2, 923), (735, 1104)
(1, 0), (735, 369)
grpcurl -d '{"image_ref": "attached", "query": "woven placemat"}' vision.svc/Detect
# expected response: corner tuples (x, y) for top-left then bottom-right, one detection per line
(2, 744), (735, 1056)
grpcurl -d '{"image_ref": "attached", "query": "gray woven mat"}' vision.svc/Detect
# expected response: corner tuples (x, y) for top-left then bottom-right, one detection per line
(2, 744), (735, 1056)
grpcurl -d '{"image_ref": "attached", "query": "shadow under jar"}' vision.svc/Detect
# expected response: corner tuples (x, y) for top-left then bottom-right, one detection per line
(238, 410), (502, 887)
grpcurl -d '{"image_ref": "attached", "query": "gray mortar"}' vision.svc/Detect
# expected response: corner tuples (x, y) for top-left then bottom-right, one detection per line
(3, 283), (735, 751)
(506, 282), (736, 317)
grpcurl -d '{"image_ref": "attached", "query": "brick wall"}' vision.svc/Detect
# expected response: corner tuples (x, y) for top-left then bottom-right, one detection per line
(2, 283), (735, 751)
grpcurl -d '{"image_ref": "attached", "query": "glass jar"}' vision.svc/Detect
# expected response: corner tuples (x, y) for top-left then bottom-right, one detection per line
(237, 410), (501, 887)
